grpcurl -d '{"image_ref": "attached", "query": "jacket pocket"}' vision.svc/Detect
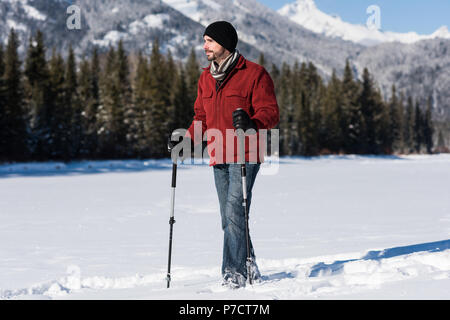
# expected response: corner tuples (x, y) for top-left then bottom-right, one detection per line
(203, 89), (214, 98)
(202, 89), (214, 111)
(202, 89), (214, 127)
(225, 89), (248, 100)
(225, 89), (249, 112)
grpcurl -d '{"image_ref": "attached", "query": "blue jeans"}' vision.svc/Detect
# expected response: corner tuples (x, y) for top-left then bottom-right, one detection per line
(213, 163), (261, 281)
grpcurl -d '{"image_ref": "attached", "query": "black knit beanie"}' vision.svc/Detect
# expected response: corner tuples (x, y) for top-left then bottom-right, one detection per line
(203, 21), (238, 52)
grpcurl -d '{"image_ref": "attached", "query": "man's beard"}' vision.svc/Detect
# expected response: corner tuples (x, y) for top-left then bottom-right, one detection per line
(206, 51), (215, 61)
(206, 49), (226, 62)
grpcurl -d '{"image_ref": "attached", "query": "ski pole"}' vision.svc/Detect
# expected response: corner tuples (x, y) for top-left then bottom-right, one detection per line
(166, 161), (177, 288)
(166, 133), (181, 288)
(235, 109), (253, 285)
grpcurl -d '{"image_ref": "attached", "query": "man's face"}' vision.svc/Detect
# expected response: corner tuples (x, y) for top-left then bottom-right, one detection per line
(203, 35), (228, 62)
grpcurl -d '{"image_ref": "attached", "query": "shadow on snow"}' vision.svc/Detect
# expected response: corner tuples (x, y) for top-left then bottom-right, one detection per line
(0, 155), (411, 178)
(309, 239), (450, 277)
(261, 271), (297, 282)
(0, 158), (206, 178)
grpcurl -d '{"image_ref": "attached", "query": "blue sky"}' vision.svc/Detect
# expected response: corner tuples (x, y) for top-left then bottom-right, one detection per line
(258, 0), (449, 34)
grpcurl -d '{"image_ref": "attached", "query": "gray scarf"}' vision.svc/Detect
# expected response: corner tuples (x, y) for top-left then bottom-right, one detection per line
(210, 50), (240, 81)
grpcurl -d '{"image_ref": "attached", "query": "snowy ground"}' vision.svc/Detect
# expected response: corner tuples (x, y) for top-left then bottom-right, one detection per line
(0, 155), (449, 300)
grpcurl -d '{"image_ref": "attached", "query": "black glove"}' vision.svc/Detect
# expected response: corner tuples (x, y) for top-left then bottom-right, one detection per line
(232, 108), (257, 132)
(168, 130), (192, 161)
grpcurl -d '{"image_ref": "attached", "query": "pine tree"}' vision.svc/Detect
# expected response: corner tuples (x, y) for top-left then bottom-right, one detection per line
(77, 58), (91, 157)
(184, 48), (200, 126)
(292, 62), (307, 155)
(378, 95), (392, 154)
(172, 64), (190, 131)
(90, 47), (101, 157)
(389, 85), (404, 153)
(0, 43), (6, 160)
(98, 46), (118, 158)
(360, 68), (392, 154)
(98, 43), (131, 159)
(423, 96), (434, 154)
(289, 61), (302, 153)
(413, 101), (423, 153)
(322, 69), (344, 153)
(116, 40), (134, 157)
(165, 50), (177, 133)
(48, 48), (69, 160)
(2, 29), (28, 161)
(306, 62), (324, 155)
(269, 63), (280, 88)
(78, 47), (100, 159)
(147, 38), (171, 158)
(278, 62), (292, 155)
(435, 130), (447, 153)
(295, 62), (323, 156)
(404, 96), (415, 154)
(65, 45), (81, 159)
(25, 30), (52, 160)
(133, 51), (152, 157)
(359, 68), (379, 154)
(0, 43), (4, 76)
(257, 53), (266, 67)
(265, 63), (280, 158)
(297, 90), (313, 156)
(341, 60), (362, 154)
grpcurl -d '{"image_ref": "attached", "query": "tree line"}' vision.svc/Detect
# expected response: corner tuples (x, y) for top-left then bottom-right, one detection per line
(0, 29), (440, 163)
(263, 55), (435, 156)
(0, 29), (199, 162)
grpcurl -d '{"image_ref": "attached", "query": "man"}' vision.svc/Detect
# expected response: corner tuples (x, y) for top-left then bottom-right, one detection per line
(169, 21), (279, 288)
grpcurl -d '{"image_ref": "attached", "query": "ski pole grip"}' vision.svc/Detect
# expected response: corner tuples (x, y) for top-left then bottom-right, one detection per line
(171, 163), (177, 188)
(234, 108), (245, 164)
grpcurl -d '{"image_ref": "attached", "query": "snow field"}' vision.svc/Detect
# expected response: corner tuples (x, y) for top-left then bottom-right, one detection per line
(0, 155), (449, 299)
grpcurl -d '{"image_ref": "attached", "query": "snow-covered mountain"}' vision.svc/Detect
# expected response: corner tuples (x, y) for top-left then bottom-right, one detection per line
(0, 0), (263, 65)
(162, 0), (450, 119)
(0, 0), (73, 52)
(353, 39), (450, 118)
(1, 0), (449, 119)
(278, 0), (450, 46)
(162, 0), (362, 76)
(0, 0), (363, 77)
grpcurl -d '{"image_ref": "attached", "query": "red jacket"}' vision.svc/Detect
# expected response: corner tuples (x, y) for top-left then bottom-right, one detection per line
(187, 55), (279, 166)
